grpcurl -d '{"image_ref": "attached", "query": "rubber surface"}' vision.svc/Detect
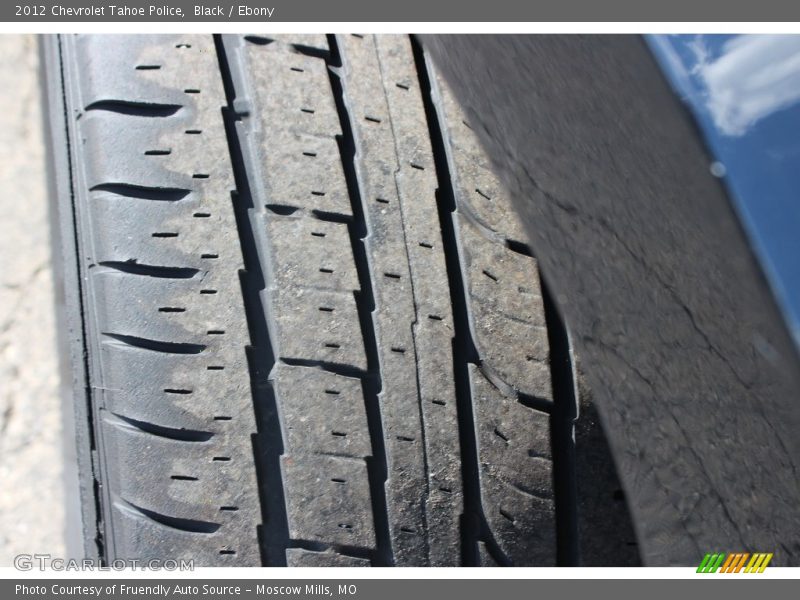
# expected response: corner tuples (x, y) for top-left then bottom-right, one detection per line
(47, 33), (637, 566)
(423, 34), (800, 566)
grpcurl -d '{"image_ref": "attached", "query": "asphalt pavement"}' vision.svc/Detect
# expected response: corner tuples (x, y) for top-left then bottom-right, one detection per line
(0, 34), (67, 565)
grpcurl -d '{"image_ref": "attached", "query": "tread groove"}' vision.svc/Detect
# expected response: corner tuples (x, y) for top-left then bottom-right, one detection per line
(541, 277), (580, 566)
(102, 332), (206, 354)
(108, 413), (214, 442)
(50, 33), (617, 568)
(84, 100), (182, 117)
(53, 34), (107, 560)
(412, 37), (481, 567)
(117, 501), (221, 533)
(327, 34), (393, 565)
(97, 261), (200, 279)
(214, 35), (291, 567)
(90, 183), (191, 202)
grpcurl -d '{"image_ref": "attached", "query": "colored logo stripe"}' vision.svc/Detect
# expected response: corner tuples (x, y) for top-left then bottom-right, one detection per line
(697, 552), (772, 573)
(720, 553), (736, 572)
(697, 554), (712, 572)
(733, 553), (750, 573)
(697, 553), (726, 573)
(745, 553), (773, 573)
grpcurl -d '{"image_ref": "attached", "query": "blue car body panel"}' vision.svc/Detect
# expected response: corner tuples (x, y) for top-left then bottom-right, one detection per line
(649, 34), (800, 344)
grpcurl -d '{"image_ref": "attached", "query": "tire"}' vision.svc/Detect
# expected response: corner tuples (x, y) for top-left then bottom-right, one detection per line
(423, 35), (800, 566)
(43, 33), (636, 567)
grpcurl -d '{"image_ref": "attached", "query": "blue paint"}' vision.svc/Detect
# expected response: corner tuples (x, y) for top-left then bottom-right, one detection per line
(649, 34), (800, 345)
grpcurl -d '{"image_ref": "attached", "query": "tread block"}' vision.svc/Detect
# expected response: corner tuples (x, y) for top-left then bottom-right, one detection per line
(251, 52), (341, 137)
(271, 288), (367, 371)
(111, 501), (256, 564)
(429, 74), (528, 242)
(99, 343), (252, 431)
(93, 270), (246, 345)
(260, 133), (352, 217)
(63, 34), (262, 565)
(273, 365), (372, 458)
(458, 218), (552, 396)
(470, 365), (556, 566)
(458, 219), (546, 323)
(430, 59), (558, 566)
(234, 40), (351, 218)
(282, 455), (376, 549)
(101, 413), (256, 521)
(339, 33), (464, 567)
(75, 34), (223, 109)
(266, 217), (359, 292)
(450, 148), (529, 243)
(285, 548), (370, 567)
(81, 112), (218, 191)
(374, 36), (463, 567)
(88, 192), (240, 273)
(225, 33), (380, 564)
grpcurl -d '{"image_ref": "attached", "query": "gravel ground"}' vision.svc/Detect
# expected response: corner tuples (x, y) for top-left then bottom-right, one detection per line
(0, 34), (68, 565)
